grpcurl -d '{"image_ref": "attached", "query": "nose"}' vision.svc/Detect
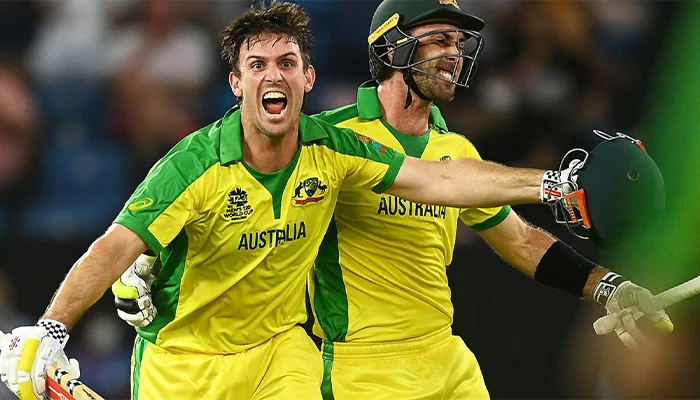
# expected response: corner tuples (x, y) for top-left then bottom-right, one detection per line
(264, 64), (283, 84)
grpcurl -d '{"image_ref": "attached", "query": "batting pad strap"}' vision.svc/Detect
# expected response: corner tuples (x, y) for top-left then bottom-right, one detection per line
(592, 272), (625, 306)
(534, 241), (597, 297)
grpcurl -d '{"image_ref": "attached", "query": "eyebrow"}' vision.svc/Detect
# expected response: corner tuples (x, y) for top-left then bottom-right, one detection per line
(245, 52), (299, 62)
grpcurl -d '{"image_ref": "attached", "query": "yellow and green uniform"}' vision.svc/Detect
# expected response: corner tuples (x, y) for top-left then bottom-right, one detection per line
(310, 82), (511, 399)
(115, 105), (405, 400)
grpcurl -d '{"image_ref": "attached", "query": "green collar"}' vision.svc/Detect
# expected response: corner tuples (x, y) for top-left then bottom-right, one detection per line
(355, 80), (449, 133)
(219, 105), (329, 164)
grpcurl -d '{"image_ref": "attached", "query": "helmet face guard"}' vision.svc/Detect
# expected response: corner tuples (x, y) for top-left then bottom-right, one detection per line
(550, 130), (660, 246)
(369, 17), (484, 87)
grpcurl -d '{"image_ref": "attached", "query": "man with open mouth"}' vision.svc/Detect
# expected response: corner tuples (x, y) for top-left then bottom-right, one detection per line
(100, 1), (671, 400)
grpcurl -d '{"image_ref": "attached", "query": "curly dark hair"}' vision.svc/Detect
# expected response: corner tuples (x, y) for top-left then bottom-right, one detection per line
(219, 1), (313, 75)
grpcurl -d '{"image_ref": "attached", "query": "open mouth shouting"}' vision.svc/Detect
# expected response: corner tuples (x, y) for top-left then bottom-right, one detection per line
(262, 91), (288, 118)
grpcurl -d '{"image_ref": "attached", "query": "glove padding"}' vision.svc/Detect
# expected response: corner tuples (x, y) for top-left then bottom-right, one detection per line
(593, 281), (674, 350)
(112, 253), (158, 328)
(0, 326), (80, 400)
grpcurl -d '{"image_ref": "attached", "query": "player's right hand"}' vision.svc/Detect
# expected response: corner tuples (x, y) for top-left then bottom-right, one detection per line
(593, 280), (674, 350)
(540, 159), (583, 204)
(112, 253), (158, 328)
(0, 321), (80, 400)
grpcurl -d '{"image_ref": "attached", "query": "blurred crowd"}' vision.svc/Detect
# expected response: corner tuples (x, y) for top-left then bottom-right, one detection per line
(0, 1), (688, 399)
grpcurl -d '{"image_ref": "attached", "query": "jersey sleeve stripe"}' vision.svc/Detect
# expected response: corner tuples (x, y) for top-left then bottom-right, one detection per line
(469, 205), (512, 231)
(372, 153), (406, 194)
(114, 215), (164, 254)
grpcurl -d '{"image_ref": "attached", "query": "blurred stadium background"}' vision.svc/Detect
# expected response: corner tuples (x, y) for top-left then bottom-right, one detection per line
(0, 0), (698, 398)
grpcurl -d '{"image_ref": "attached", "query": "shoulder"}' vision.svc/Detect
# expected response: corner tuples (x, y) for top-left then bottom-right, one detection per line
(307, 115), (381, 156)
(151, 121), (221, 177)
(312, 103), (359, 125)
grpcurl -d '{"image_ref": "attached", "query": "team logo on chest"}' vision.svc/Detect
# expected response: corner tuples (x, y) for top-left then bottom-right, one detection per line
(224, 187), (254, 222)
(293, 177), (327, 206)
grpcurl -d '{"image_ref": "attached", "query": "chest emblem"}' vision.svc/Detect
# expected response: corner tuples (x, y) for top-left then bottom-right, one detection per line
(293, 177), (327, 206)
(224, 187), (254, 222)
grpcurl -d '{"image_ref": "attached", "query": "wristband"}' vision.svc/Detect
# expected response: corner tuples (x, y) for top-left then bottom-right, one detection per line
(37, 319), (68, 344)
(591, 272), (625, 306)
(534, 241), (597, 297)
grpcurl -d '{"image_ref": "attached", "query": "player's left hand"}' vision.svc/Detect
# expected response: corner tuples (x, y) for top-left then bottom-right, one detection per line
(0, 321), (80, 400)
(593, 281), (674, 350)
(112, 253), (158, 328)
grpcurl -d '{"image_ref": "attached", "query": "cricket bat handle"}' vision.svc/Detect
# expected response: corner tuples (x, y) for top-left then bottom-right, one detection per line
(0, 330), (104, 400)
(652, 274), (700, 309)
(593, 274), (700, 335)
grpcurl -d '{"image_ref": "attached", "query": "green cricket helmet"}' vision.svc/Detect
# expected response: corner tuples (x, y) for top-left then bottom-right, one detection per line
(552, 130), (665, 247)
(368, 0), (485, 98)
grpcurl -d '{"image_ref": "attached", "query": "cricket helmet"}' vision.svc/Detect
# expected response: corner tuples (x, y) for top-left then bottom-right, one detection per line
(368, 0), (485, 104)
(552, 131), (665, 247)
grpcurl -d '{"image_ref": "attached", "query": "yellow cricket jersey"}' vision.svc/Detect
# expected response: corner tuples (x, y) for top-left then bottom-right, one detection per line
(114, 105), (405, 354)
(310, 82), (511, 343)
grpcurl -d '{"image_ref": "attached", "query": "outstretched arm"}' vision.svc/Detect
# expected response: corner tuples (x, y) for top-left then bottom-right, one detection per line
(477, 212), (673, 349)
(387, 157), (545, 209)
(477, 211), (605, 299)
(42, 224), (148, 330)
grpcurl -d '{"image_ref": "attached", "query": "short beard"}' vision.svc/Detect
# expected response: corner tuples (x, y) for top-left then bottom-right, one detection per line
(411, 65), (457, 104)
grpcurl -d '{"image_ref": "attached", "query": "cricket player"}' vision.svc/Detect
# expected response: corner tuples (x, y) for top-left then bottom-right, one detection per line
(110, 1), (674, 399)
(0, 2), (598, 400)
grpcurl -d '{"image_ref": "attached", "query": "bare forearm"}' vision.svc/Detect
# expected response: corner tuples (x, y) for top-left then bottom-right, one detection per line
(445, 159), (543, 208)
(390, 157), (545, 209)
(480, 213), (556, 276)
(42, 225), (147, 330)
(481, 213), (608, 300)
(500, 227), (556, 277)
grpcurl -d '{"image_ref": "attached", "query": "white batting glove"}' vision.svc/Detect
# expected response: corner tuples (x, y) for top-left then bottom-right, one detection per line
(540, 158), (584, 204)
(111, 253), (158, 328)
(0, 320), (80, 400)
(592, 273), (674, 349)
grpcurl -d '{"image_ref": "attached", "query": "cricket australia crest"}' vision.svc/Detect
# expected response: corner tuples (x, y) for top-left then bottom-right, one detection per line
(293, 177), (328, 206)
(224, 187), (254, 222)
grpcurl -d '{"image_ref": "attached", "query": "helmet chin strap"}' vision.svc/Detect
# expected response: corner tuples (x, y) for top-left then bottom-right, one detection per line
(402, 70), (430, 109)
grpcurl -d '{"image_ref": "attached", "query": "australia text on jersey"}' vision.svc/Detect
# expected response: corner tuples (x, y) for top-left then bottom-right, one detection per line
(377, 195), (447, 219)
(237, 221), (307, 250)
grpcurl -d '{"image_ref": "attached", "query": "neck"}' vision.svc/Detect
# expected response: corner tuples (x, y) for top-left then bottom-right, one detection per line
(240, 113), (300, 173)
(377, 78), (432, 136)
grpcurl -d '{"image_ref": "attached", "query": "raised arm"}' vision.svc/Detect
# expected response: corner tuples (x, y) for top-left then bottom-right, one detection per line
(386, 156), (545, 208)
(43, 224), (148, 329)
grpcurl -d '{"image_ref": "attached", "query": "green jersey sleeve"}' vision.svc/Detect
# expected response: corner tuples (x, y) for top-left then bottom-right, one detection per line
(322, 125), (405, 194)
(114, 150), (209, 253)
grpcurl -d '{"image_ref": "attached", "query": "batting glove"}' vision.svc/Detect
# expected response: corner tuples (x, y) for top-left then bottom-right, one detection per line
(592, 273), (674, 349)
(112, 253), (158, 328)
(540, 158), (584, 204)
(0, 320), (80, 400)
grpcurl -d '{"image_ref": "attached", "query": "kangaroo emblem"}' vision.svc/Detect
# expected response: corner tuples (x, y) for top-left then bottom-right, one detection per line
(318, 183), (328, 194)
(293, 182), (304, 198)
